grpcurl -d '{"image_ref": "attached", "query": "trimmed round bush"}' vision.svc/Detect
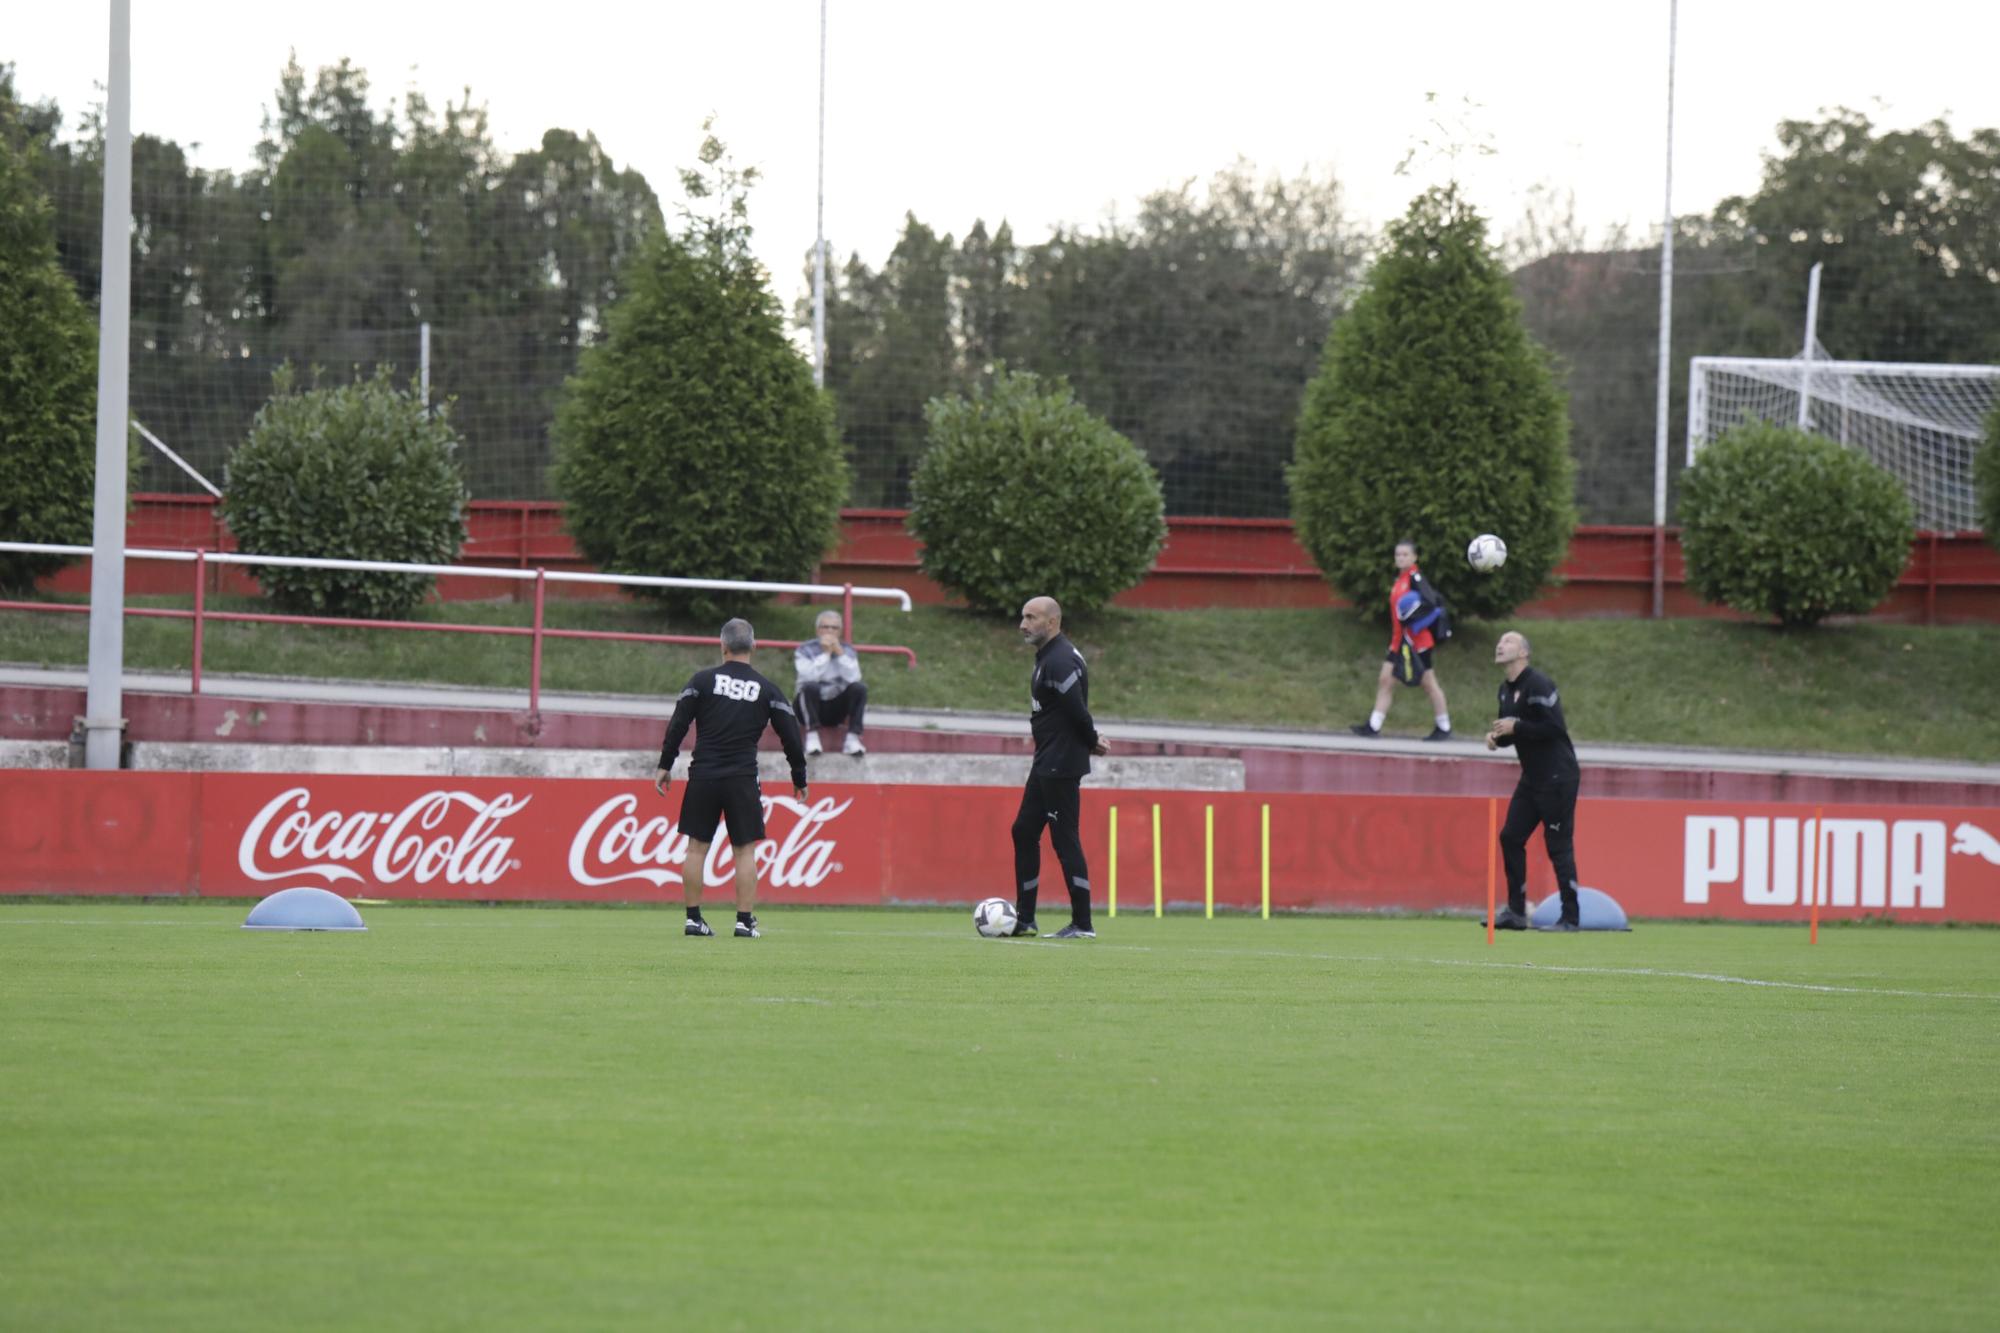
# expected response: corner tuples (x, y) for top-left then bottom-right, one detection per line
(0, 130), (99, 592)
(1678, 421), (1914, 627)
(1977, 401), (2000, 548)
(909, 370), (1165, 615)
(221, 368), (469, 619)
(551, 230), (846, 616)
(1289, 185), (1573, 621)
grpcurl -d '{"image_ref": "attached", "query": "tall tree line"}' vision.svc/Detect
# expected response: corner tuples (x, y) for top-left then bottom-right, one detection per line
(1, 57), (660, 497)
(8, 57), (1995, 519)
(818, 113), (2000, 520)
(809, 163), (1369, 514)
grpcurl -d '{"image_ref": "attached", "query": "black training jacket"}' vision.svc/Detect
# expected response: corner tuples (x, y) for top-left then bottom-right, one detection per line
(1029, 633), (1100, 779)
(1494, 665), (1580, 787)
(659, 662), (808, 788)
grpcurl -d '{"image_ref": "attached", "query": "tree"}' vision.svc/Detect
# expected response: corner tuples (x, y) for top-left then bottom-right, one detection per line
(1290, 185), (1574, 621)
(1712, 110), (2000, 365)
(1678, 421), (1912, 626)
(0, 100), (100, 592)
(221, 368), (469, 618)
(552, 128), (845, 613)
(1976, 402), (2000, 548)
(909, 370), (1164, 615)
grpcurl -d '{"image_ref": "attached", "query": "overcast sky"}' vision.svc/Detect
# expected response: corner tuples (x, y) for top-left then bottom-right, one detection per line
(8, 1), (1997, 303)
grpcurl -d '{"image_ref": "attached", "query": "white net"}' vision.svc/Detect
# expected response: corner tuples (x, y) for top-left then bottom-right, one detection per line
(1687, 356), (2000, 532)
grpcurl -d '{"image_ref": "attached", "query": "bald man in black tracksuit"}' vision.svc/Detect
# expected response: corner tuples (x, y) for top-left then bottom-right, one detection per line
(1486, 630), (1582, 931)
(1011, 596), (1108, 940)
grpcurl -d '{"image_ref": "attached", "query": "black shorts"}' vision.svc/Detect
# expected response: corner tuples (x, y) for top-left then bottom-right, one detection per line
(679, 776), (767, 845)
(1387, 644), (1433, 685)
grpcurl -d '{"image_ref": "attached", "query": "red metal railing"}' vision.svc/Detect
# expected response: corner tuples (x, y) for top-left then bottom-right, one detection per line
(0, 545), (916, 721)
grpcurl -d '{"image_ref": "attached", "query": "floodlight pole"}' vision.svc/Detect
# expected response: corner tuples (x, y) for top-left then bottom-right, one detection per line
(83, 0), (134, 770)
(1650, 0), (1677, 620)
(811, 0), (828, 389)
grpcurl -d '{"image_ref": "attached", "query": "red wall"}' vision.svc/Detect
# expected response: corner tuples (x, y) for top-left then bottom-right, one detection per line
(6, 768), (1999, 923)
(37, 494), (2000, 623)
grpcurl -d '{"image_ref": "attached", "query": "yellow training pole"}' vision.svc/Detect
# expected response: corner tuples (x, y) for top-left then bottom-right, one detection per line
(1260, 804), (1271, 920)
(1204, 804), (1214, 920)
(1152, 803), (1163, 918)
(1108, 806), (1118, 919)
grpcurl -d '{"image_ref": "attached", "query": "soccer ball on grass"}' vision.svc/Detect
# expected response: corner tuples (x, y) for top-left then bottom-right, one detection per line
(973, 897), (1019, 938)
(1466, 533), (1507, 573)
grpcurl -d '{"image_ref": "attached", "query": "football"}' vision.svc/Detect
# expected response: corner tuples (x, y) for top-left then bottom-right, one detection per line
(973, 897), (1018, 938)
(1467, 533), (1507, 573)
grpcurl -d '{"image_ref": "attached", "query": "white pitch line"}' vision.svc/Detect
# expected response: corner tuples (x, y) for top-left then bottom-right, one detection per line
(828, 928), (2000, 1003)
(5, 916), (1994, 1003)
(0, 918), (230, 927)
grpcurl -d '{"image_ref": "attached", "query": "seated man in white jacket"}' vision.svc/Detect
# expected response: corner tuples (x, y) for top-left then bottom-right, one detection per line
(793, 610), (868, 756)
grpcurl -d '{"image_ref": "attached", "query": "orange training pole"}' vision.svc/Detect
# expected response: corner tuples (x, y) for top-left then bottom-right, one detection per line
(1486, 796), (1497, 945)
(1808, 805), (1823, 945)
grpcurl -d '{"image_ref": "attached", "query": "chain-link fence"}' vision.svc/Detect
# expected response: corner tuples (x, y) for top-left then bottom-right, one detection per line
(10, 65), (1997, 524)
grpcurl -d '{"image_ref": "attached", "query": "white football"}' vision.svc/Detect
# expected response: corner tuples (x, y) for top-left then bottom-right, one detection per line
(1467, 533), (1508, 573)
(973, 896), (1019, 938)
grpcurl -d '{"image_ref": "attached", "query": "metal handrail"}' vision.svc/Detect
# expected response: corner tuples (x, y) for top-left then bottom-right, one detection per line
(0, 542), (918, 718)
(0, 542), (914, 610)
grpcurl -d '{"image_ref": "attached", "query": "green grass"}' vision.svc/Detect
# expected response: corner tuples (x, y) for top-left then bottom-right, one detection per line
(4, 596), (2000, 760)
(1, 903), (1996, 1331)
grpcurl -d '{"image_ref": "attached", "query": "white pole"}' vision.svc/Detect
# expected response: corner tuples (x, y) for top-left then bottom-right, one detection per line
(83, 0), (133, 771)
(1651, 0), (1677, 620)
(1797, 261), (1822, 428)
(812, 0), (828, 389)
(420, 321), (431, 406)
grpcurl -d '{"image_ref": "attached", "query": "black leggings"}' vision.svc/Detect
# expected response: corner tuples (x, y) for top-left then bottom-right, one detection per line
(1010, 772), (1091, 928)
(1499, 779), (1580, 917)
(796, 681), (867, 733)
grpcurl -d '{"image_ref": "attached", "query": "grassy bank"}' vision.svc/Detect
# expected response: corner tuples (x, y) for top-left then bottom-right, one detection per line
(3, 594), (1998, 761)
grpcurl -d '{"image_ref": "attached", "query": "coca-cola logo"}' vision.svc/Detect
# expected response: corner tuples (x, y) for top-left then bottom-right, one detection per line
(569, 793), (850, 890)
(238, 786), (529, 888)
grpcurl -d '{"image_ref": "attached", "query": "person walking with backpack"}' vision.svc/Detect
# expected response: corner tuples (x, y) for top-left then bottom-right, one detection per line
(1350, 539), (1453, 742)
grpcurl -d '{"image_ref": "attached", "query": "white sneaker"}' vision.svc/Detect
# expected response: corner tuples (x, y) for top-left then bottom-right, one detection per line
(842, 733), (867, 757)
(805, 732), (823, 756)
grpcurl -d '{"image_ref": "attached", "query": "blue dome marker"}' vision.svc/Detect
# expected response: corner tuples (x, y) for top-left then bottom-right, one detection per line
(243, 887), (368, 932)
(1532, 886), (1631, 931)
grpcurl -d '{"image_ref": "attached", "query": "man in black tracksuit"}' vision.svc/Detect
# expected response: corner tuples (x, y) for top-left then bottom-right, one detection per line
(655, 618), (809, 939)
(1011, 596), (1108, 940)
(1486, 630), (1582, 931)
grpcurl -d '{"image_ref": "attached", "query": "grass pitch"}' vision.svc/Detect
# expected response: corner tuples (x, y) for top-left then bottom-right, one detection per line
(2, 903), (1996, 1331)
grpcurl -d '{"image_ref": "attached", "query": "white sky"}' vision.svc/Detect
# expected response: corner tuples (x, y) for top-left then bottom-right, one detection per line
(8, 1), (1998, 303)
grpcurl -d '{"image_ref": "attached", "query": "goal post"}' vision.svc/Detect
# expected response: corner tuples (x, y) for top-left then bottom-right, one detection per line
(1687, 356), (2000, 533)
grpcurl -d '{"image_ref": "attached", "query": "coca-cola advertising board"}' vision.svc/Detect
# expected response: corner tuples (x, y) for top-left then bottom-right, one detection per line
(2, 770), (1997, 922)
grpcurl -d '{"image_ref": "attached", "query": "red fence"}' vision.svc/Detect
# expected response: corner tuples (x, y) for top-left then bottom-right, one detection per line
(35, 495), (2000, 623)
(6, 769), (1999, 922)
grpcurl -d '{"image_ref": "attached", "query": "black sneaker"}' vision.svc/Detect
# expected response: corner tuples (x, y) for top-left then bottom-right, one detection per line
(1049, 923), (1096, 940)
(1424, 727), (1452, 742)
(734, 915), (760, 938)
(1487, 907), (1530, 931)
(1009, 919), (1038, 938)
(1348, 723), (1381, 738)
(1540, 918), (1582, 933)
(685, 916), (714, 937)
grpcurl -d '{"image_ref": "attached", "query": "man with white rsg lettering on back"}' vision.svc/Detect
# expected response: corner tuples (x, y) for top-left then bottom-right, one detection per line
(655, 618), (809, 939)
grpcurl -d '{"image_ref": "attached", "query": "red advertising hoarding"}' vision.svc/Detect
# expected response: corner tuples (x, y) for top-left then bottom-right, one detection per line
(3, 770), (1997, 923)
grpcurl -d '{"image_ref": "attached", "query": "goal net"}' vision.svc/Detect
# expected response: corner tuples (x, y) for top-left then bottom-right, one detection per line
(1687, 356), (2000, 533)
